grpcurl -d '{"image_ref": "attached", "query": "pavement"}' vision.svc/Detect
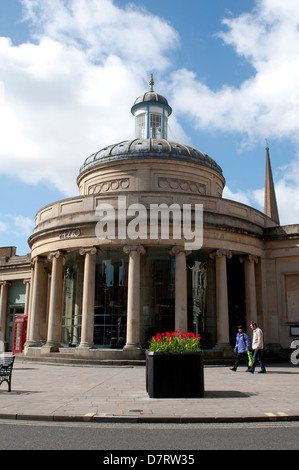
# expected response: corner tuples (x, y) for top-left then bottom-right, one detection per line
(0, 358), (298, 424)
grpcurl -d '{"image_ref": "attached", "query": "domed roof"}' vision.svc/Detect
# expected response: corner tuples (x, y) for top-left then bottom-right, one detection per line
(133, 91), (170, 108)
(78, 138), (223, 176)
(131, 74), (172, 115)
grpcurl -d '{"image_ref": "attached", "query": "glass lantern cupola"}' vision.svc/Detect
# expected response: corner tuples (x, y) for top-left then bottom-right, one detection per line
(131, 74), (172, 140)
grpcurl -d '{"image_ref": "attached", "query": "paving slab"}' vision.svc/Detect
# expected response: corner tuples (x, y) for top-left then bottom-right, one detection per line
(0, 361), (298, 423)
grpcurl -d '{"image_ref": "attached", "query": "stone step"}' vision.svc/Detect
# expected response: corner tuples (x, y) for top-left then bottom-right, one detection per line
(15, 349), (235, 367)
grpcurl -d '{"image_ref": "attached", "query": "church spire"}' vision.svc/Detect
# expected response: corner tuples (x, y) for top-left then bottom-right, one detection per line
(264, 142), (280, 225)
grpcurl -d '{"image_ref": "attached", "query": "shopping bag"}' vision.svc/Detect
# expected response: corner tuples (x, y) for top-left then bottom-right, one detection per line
(247, 350), (253, 367)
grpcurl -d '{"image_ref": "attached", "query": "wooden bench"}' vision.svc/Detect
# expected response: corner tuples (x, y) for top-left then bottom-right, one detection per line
(0, 356), (15, 392)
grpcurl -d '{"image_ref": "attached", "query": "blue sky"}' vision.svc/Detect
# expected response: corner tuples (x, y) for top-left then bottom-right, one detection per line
(1, 0), (299, 254)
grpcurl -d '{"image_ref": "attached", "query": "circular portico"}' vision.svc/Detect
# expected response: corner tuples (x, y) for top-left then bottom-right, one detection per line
(25, 79), (278, 362)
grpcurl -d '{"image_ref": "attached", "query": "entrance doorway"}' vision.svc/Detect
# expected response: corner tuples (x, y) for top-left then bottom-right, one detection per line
(94, 248), (128, 348)
(227, 255), (246, 347)
(187, 250), (217, 349)
(6, 306), (24, 351)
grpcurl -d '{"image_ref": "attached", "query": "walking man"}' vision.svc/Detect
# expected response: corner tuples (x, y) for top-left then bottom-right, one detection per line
(248, 322), (266, 373)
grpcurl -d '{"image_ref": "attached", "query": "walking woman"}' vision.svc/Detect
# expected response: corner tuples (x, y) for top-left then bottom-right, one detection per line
(230, 325), (251, 371)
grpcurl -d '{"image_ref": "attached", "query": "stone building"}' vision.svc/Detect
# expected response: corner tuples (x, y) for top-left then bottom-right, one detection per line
(1, 77), (299, 361)
(0, 247), (31, 351)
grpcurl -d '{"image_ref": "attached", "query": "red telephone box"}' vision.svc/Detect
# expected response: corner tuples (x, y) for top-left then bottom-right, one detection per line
(13, 315), (28, 354)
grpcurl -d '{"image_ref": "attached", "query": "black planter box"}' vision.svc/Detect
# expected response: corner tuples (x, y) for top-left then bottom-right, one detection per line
(146, 351), (204, 398)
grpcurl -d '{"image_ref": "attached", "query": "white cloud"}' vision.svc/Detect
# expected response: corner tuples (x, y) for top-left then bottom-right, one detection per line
(0, 215), (34, 237)
(0, 221), (9, 233)
(248, 159), (299, 227)
(14, 215), (34, 237)
(169, 0), (299, 224)
(224, 161), (299, 228)
(0, 0), (179, 195)
(223, 186), (252, 207)
(170, 0), (299, 145)
(1, 0), (299, 228)
(274, 161), (299, 226)
(21, 0), (178, 70)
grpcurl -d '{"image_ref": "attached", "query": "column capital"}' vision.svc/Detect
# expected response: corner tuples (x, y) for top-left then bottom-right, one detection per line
(23, 279), (31, 285)
(123, 245), (145, 255)
(210, 249), (232, 260)
(170, 246), (191, 256)
(47, 250), (68, 261)
(240, 254), (259, 264)
(79, 247), (101, 256)
(0, 281), (11, 287)
(31, 255), (48, 267)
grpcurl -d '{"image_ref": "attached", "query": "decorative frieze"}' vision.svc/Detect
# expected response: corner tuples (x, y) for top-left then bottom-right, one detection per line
(158, 177), (206, 194)
(88, 178), (130, 195)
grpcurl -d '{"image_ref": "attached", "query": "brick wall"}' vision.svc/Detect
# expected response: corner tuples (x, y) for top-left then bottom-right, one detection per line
(0, 246), (16, 260)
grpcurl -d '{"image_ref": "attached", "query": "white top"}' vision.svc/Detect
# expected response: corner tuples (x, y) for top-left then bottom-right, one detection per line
(252, 327), (264, 350)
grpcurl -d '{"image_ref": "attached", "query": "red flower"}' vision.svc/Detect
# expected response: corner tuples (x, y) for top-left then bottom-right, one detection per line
(149, 330), (201, 352)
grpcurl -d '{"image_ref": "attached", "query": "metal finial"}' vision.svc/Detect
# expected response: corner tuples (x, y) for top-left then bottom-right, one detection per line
(149, 73), (154, 92)
(265, 138), (269, 149)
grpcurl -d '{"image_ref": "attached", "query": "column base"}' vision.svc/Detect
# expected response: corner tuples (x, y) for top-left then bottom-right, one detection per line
(78, 342), (94, 349)
(123, 343), (142, 351)
(25, 340), (43, 348)
(41, 342), (61, 354)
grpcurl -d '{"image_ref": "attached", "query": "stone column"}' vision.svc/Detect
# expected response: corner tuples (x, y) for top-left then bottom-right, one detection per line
(240, 255), (258, 329)
(23, 279), (31, 316)
(25, 262), (35, 345)
(210, 249), (232, 350)
(25, 256), (48, 348)
(0, 281), (11, 347)
(170, 246), (191, 333)
(78, 247), (100, 348)
(73, 256), (84, 346)
(123, 245), (145, 350)
(43, 251), (67, 353)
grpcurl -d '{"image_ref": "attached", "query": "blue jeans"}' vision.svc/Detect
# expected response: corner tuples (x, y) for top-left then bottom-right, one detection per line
(233, 352), (249, 370)
(251, 349), (266, 372)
